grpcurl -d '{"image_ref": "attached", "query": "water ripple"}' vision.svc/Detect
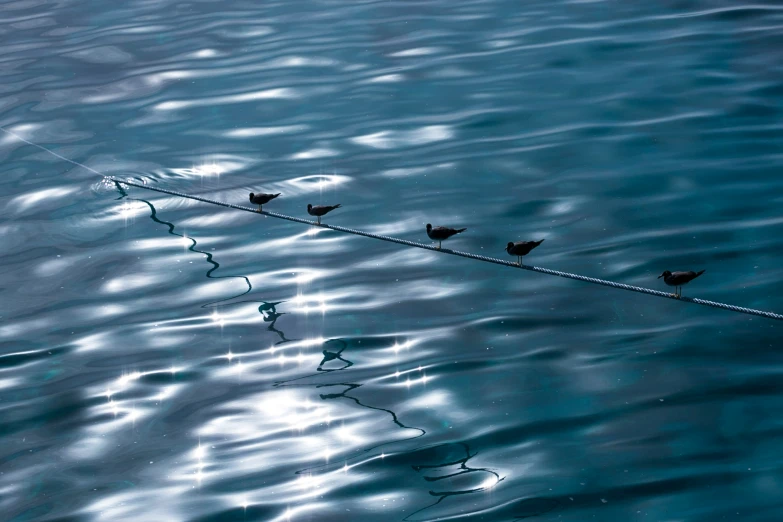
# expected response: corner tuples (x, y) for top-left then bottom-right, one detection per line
(2, 0), (783, 521)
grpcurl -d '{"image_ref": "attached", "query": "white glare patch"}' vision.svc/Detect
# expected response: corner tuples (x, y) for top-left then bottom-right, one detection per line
(292, 271), (318, 285)
(351, 125), (453, 150)
(10, 186), (79, 213)
(367, 74), (405, 83)
(285, 174), (351, 195)
(194, 444), (206, 460)
(120, 201), (134, 218)
(480, 477), (499, 490)
(194, 49), (218, 58)
(390, 47), (442, 57)
(290, 148), (339, 161)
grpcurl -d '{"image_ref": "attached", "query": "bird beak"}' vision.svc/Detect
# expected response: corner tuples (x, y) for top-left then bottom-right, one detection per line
(657, 274), (663, 279)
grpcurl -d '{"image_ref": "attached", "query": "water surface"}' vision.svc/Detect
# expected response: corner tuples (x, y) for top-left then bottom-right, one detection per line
(2, 1), (783, 521)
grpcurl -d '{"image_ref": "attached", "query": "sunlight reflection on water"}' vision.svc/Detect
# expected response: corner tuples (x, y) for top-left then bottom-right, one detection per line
(3, 1), (783, 521)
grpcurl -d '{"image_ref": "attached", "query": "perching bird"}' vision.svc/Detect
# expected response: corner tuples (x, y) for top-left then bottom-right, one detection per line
(426, 224), (467, 250)
(658, 270), (705, 298)
(307, 203), (341, 225)
(249, 192), (280, 212)
(506, 239), (544, 265)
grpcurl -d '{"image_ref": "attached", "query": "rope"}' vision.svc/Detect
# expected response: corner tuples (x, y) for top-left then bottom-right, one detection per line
(108, 177), (783, 322)
(2, 126), (781, 322)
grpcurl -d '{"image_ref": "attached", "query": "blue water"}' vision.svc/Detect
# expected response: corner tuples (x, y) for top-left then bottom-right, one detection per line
(2, 1), (783, 520)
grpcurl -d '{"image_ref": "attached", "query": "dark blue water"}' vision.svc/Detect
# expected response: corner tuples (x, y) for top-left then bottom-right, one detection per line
(2, 1), (783, 520)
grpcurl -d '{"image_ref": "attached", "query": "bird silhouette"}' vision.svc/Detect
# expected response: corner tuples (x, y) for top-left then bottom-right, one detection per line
(506, 239), (544, 265)
(426, 224), (467, 250)
(249, 192), (280, 212)
(307, 203), (341, 225)
(658, 269), (705, 298)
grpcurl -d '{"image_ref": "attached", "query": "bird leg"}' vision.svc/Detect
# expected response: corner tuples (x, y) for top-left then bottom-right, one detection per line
(517, 255), (522, 266)
(317, 216), (321, 225)
(437, 241), (442, 250)
(258, 205), (262, 213)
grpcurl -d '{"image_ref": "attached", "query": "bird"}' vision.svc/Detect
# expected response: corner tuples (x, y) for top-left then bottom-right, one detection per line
(426, 224), (467, 250)
(658, 269), (705, 298)
(249, 192), (280, 212)
(506, 239), (544, 265)
(307, 203), (341, 225)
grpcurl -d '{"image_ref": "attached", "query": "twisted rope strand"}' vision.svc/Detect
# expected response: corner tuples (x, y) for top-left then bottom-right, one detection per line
(1, 127), (778, 321)
(109, 177), (783, 322)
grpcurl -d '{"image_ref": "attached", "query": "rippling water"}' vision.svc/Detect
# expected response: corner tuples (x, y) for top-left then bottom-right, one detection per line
(3, 1), (783, 521)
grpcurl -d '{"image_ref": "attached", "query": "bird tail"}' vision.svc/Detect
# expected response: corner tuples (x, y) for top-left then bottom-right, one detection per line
(333, 204), (341, 209)
(695, 269), (705, 278)
(274, 193), (281, 197)
(537, 239), (545, 245)
(455, 228), (467, 234)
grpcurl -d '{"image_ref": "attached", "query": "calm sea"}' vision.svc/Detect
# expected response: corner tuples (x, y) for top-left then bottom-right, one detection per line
(2, 1), (783, 520)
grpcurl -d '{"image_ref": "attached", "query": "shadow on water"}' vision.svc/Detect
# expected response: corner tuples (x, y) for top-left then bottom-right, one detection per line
(317, 338), (353, 372)
(272, 338), (428, 477)
(113, 182), (252, 309)
(401, 442), (506, 522)
(113, 182), (426, 469)
(112, 183), (511, 520)
(114, 182), (296, 346)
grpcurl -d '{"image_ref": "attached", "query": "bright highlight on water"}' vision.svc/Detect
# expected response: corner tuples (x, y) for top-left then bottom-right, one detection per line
(2, 125), (779, 322)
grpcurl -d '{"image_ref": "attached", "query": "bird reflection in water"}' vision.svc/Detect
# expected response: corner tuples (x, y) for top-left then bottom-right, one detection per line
(115, 182), (297, 351)
(317, 339), (353, 372)
(113, 182), (253, 310)
(274, 338), (426, 479)
(113, 184), (502, 519)
(403, 442), (504, 521)
(258, 301), (292, 345)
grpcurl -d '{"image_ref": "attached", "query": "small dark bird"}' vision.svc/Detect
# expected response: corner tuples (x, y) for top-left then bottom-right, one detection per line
(307, 203), (341, 225)
(506, 239), (545, 265)
(249, 192), (280, 212)
(426, 223), (467, 250)
(658, 269), (705, 298)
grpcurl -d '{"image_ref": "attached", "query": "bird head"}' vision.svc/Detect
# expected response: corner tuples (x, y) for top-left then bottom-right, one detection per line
(658, 270), (672, 279)
(506, 242), (514, 252)
(307, 204), (313, 211)
(249, 192), (254, 201)
(426, 223), (432, 232)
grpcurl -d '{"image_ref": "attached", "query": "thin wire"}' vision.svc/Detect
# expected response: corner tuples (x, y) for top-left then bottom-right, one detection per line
(0, 127), (104, 175)
(3, 126), (782, 322)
